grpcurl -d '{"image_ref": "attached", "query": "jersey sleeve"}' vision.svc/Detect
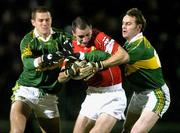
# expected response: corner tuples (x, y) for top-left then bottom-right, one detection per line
(94, 32), (119, 55)
(85, 50), (110, 62)
(20, 35), (36, 70)
(126, 37), (154, 64)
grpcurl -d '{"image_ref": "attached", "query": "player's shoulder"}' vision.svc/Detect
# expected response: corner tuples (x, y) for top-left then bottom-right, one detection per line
(93, 28), (100, 35)
(93, 28), (109, 41)
(94, 28), (109, 37)
(21, 30), (34, 43)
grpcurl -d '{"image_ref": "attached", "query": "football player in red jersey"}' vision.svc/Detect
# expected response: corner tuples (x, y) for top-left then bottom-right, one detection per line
(71, 16), (129, 133)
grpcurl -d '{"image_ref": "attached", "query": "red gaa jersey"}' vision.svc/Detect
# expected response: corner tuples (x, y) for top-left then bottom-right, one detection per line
(73, 29), (122, 87)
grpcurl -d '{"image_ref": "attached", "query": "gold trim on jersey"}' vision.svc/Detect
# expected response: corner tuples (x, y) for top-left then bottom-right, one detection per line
(153, 88), (165, 115)
(21, 44), (32, 60)
(125, 56), (161, 76)
(11, 82), (20, 102)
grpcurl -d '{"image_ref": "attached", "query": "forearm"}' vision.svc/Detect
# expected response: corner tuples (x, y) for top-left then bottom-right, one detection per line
(22, 56), (37, 70)
(76, 50), (110, 62)
(102, 46), (129, 68)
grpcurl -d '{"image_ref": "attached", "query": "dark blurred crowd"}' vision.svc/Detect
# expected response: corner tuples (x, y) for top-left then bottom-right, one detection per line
(0, 0), (180, 122)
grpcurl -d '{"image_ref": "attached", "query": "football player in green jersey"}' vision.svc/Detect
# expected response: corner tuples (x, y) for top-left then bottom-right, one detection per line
(121, 8), (170, 133)
(9, 6), (75, 133)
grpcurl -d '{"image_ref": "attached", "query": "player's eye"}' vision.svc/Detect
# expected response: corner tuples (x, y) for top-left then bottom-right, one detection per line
(78, 35), (85, 38)
(77, 33), (90, 39)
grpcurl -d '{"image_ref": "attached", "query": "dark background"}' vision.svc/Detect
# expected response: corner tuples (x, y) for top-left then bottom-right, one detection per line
(0, 0), (180, 132)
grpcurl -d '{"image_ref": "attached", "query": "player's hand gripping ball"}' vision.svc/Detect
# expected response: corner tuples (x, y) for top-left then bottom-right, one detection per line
(70, 60), (93, 80)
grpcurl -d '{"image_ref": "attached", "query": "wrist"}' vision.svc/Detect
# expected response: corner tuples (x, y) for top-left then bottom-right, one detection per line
(77, 52), (85, 60)
(34, 57), (42, 67)
(96, 61), (104, 70)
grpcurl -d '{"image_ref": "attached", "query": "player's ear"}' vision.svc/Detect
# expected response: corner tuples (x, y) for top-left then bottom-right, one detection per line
(31, 19), (35, 27)
(138, 24), (142, 32)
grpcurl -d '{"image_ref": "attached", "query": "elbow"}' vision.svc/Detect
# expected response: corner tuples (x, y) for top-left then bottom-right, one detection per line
(121, 51), (130, 64)
(124, 52), (130, 63)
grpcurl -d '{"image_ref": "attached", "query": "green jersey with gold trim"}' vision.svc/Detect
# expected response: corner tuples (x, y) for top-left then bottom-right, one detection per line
(17, 28), (72, 93)
(123, 33), (165, 91)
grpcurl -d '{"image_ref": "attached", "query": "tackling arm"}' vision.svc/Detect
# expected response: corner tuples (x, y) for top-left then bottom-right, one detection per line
(101, 45), (129, 68)
(74, 50), (110, 62)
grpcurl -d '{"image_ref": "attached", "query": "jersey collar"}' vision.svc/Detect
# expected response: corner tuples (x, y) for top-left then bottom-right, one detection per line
(129, 32), (143, 43)
(33, 28), (55, 42)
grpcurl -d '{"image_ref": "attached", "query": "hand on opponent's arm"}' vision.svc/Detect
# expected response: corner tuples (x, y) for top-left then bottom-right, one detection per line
(34, 51), (65, 71)
(41, 51), (65, 65)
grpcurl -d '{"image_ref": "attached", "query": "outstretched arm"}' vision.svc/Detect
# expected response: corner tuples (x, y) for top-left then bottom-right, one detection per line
(101, 45), (129, 68)
(74, 49), (110, 62)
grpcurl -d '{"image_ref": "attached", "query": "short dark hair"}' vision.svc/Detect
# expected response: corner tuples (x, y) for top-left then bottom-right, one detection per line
(126, 8), (146, 32)
(31, 6), (51, 20)
(72, 16), (92, 32)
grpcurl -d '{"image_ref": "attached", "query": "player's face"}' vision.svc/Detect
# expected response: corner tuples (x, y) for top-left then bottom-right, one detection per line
(31, 12), (52, 38)
(122, 15), (141, 42)
(73, 26), (92, 46)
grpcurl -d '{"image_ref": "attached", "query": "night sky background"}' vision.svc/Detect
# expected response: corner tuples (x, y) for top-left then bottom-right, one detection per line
(0, 0), (180, 132)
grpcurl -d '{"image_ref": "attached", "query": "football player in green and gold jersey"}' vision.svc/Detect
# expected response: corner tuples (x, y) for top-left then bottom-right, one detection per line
(9, 6), (74, 133)
(121, 8), (171, 133)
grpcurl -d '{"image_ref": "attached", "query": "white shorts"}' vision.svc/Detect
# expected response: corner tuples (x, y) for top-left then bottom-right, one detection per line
(79, 83), (127, 120)
(12, 85), (59, 119)
(127, 84), (170, 117)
